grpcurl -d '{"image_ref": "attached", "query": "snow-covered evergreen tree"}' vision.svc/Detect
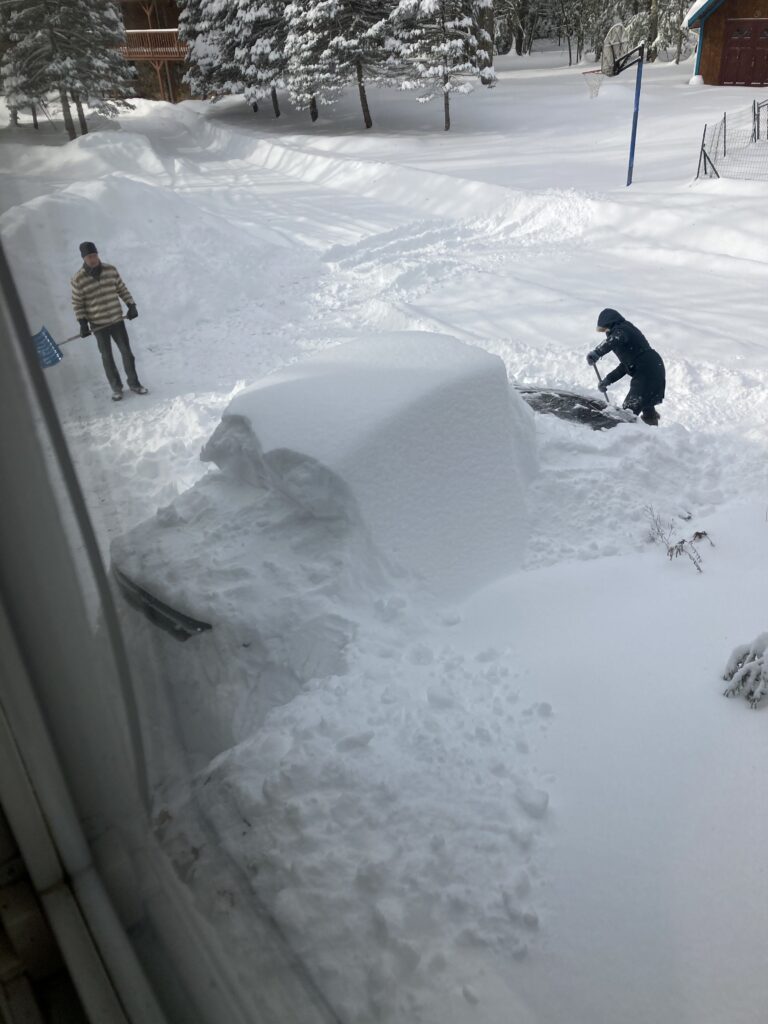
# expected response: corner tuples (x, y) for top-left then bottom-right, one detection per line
(319, 1), (396, 129)
(388, 0), (495, 131)
(284, 0), (346, 121)
(657, 0), (695, 62)
(0, 0), (133, 140)
(224, 0), (289, 117)
(178, 0), (227, 98)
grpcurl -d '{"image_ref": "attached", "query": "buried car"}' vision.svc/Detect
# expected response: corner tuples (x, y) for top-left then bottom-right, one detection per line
(111, 331), (537, 767)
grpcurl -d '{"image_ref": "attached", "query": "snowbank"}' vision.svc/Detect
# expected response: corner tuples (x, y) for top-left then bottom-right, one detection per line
(0, 172), (305, 375)
(204, 331), (536, 596)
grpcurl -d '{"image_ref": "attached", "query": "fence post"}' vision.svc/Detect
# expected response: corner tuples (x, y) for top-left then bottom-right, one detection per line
(696, 123), (707, 179)
(703, 151), (720, 178)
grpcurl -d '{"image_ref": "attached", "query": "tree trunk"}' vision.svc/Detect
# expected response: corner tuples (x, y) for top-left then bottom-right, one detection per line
(72, 92), (88, 134)
(164, 61), (175, 102)
(31, 105), (39, 129)
(309, 95), (318, 122)
(443, 84), (450, 131)
(515, 0), (528, 55)
(476, 5), (495, 70)
(356, 60), (372, 129)
(514, 26), (524, 55)
(271, 86), (280, 118)
(566, 34), (572, 66)
(9, 107), (18, 127)
(647, 0), (659, 61)
(59, 88), (77, 140)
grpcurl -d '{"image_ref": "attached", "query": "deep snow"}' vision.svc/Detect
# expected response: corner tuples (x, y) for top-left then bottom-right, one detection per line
(2, 46), (768, 1024)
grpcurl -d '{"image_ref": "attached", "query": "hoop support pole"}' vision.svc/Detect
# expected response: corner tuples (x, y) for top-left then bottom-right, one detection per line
(626, 44), (644, 186)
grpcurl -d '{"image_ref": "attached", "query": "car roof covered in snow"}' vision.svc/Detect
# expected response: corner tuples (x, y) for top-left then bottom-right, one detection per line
(204, 331), (537, 596)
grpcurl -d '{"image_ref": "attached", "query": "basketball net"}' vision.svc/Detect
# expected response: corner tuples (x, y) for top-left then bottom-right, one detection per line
(582, 69), (604, 99)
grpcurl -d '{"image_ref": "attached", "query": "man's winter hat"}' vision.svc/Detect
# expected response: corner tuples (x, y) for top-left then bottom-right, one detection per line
(79, 241), (98, 257)
(597, 308), (623, 330)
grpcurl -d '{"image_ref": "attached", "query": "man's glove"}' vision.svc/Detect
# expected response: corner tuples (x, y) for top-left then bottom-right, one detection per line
(126, 304), (138, 320)
(586, 350), (599, 366)
(597, 381), (608, 394)
(79, 319), (91, 338)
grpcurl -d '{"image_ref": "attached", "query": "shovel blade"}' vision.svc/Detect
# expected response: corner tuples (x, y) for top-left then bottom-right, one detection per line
(32, 326), (64, 368)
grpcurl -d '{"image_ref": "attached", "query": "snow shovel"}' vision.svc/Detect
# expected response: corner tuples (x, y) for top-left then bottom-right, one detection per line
(31, 317), (127, 369)
(30, 325), (79, 369)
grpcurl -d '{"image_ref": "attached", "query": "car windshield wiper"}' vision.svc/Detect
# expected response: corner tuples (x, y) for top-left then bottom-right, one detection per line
(113, 567), (212, 642)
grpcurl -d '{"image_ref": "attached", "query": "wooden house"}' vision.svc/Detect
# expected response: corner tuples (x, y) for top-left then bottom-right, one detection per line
(686, 0), (768, 85)
(119, 0), (187, 102)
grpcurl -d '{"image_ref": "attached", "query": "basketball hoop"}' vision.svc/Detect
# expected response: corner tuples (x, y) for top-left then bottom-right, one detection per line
(602, 23), (631, 76)
(582, 69), (604, 98)
(593, 22), (646, 186)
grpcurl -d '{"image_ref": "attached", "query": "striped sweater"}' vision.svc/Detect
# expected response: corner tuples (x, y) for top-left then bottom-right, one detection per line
(71, 263), (135, 330)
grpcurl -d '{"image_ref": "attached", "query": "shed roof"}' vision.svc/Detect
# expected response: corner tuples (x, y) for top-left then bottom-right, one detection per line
(683, 0), (727, 28)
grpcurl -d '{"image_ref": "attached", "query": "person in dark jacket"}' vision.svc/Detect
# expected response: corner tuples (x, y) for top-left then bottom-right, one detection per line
(586, 308), (665, 426)
(71, 241), (147, 401)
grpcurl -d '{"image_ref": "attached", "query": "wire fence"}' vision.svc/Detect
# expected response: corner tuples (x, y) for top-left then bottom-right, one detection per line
(697, 100), (768, 180)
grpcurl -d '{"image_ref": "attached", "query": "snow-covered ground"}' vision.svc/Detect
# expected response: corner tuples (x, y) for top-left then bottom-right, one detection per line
(2, 47), (768, 1024)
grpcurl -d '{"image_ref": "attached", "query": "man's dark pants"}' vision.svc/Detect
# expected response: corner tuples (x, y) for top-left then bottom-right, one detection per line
(94, 320), (140, 391)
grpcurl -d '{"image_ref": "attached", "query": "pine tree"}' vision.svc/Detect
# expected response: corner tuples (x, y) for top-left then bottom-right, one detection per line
(284, 0), (348, 121)
(319, 1), (394, 129)
(178, 0), (227, 98)
(388, 0), (495, 131)
(0, 0), (133, 140)
(222, 0), (289, 117)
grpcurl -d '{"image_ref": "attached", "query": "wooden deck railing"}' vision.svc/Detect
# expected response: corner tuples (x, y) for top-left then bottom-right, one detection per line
(120, 29), (186, 60)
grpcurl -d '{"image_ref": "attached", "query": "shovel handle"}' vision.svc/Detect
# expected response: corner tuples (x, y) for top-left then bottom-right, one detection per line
(592, 363), (609, 405)
(60, 314), (128, 346)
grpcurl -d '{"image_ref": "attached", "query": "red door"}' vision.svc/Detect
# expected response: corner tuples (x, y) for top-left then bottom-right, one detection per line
(720, 19), (768, 85)
(755, 24), (768, 84)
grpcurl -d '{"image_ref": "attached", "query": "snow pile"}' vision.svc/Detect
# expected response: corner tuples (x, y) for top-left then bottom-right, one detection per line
(197, 626), (552, 1024)
(0, 173), (300, 356)
(208, 331), (536, 596)
(0, 128), (168, 185)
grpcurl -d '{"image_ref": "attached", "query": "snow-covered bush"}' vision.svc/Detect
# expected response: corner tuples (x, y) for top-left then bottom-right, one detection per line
(645, 506), (714, 574)
(723, 633), (768, 709)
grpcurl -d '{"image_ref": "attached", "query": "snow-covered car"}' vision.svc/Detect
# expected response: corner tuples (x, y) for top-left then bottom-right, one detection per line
(112, 331), (537, 763)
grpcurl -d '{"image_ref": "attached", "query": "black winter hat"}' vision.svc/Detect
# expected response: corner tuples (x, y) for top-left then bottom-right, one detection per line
(79, 241), (98, 257)
(597, 308), (623, 330)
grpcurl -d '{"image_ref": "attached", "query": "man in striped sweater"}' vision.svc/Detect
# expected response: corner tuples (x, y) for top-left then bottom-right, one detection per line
(71, 241), (148, 401)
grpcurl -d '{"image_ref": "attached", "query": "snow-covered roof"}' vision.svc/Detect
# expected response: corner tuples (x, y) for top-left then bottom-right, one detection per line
(683, 0), (723, 28)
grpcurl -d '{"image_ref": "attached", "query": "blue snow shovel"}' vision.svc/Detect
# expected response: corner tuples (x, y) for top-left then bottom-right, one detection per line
(31, 325), (81, 369)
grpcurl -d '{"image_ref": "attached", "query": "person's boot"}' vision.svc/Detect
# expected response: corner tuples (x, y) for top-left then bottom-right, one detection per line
(130, 385), (148, 395)
(641, 407), (659, 426)
(111, 388), (123, 402)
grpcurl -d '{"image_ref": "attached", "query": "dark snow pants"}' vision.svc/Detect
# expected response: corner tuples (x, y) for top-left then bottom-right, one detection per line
(94, 320), (140, 392)
(622, 349), (666, 415)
